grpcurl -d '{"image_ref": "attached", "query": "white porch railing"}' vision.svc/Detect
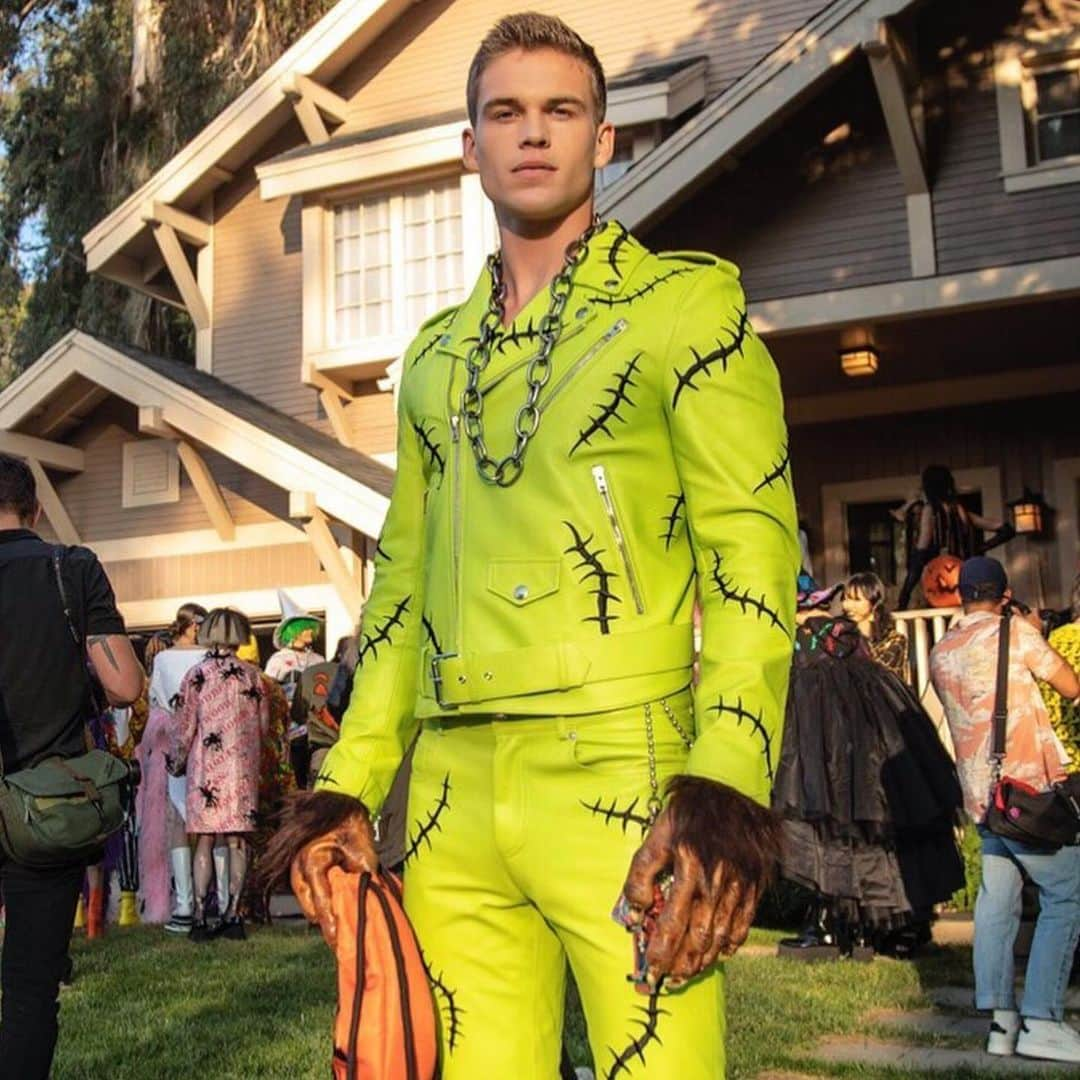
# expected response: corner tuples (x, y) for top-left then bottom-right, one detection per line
(893, 606), (962, 755)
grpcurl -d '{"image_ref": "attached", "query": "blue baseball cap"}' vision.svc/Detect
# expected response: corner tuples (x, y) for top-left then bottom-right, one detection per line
(959, 556), (1008, 602)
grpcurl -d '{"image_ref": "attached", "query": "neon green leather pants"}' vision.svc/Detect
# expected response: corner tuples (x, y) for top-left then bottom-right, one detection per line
(401, 689), (726, 1079)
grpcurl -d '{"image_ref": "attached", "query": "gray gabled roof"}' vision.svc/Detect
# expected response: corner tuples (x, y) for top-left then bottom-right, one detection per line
(103, 338), (395, 498)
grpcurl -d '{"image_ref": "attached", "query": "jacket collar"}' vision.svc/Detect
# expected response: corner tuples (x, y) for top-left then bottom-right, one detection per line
(0, 528), (39, 545)
(437, 220), (648, 362)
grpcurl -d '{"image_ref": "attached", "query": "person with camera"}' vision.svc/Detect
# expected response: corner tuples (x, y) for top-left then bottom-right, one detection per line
(930, 557), (1080, 1063)
(0, 453), (143, 1079)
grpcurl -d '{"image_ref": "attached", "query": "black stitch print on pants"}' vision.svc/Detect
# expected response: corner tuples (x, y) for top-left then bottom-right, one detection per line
(580, 795), (652, 836)
(421, 951), (466, 1053)
(570, 354), (642, 455)
(671, 307), (751, 410)
(402, 774), (451, 866)
(564, 521), (621, 634)
(606, 989), (669, 1079)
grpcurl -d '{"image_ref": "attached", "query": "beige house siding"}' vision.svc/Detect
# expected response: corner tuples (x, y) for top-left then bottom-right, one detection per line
(650, 61), (910, 300)
(346, 387), (397, 457)
(52, 400), (287, 541)
(332, 0), (830, 129)
(212, 120), (321, 422)
(105, 541), (326, 605)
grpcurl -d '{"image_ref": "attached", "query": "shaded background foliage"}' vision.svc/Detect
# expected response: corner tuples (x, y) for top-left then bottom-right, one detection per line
(0, 0), (336, 383)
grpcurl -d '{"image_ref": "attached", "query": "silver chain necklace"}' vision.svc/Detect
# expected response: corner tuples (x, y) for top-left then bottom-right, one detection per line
(459, 218), (604, 487)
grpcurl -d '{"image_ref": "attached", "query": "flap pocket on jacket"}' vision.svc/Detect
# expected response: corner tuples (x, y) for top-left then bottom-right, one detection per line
(487, 559), (561, 606)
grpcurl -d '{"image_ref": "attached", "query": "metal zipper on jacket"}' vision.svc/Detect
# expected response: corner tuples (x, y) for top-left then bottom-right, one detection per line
(541, 319), (629, 409)
(450, 412), (463, 641)
(592, 464), (645, 614)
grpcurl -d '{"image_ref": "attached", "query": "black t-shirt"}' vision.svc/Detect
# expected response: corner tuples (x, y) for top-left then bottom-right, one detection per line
(0, 529), (125, 773)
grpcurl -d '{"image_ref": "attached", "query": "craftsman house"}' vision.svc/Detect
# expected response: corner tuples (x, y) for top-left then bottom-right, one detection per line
(0, 0), (1076, 670)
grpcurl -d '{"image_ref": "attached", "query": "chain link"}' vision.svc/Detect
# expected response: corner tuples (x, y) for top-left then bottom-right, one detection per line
(644, 702), (662, 822)
(459, 218), (603, 486)
(659, 698), (694, 749)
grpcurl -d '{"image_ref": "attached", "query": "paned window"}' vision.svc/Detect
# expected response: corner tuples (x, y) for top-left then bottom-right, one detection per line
(333, 179), (464, 346)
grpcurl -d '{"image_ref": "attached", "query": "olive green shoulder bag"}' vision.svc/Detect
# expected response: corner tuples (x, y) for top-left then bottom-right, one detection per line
(0, 547), (139, 868)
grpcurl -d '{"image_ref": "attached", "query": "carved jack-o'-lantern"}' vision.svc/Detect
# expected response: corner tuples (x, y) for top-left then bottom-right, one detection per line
(921, 553), (963, 608)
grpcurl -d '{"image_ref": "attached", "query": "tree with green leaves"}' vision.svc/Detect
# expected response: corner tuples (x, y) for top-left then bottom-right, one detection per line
(0, 0), (336, 372)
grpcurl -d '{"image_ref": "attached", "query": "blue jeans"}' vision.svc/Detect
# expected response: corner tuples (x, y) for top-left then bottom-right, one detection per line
(974, 826), (1080, 1019)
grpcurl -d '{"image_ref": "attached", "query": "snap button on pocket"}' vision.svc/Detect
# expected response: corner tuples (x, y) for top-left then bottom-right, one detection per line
(483, 671), (493, 681)
(487, 559), (560, 607)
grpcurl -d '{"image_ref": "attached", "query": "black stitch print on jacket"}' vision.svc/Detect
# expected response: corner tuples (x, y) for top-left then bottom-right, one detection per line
(708, 695), (774, 782)
(671, 307), (751, 409)
(421, 952), (465, 1053)
(570, 354), (642, 455)
(606, 990), (669, 1079)
(494, 317), (541, 355)
(660, 493), (686, 550)
(601, 222), (631, 280)
(581, 795), (652, 835)
(357, 596), (412, 666)
(589, 266), (695, 308)
(422, 614), (443, 655)
(374, 539), (392, 564)
(412, 420), (446, 476)
(564, 521), (621, 634)
(402, 774), (451, 866)
(753, 440), (791, 494)
(411, 332), (443, 369)
(312, 768), (339, 788)
(710, 551), (789, 637)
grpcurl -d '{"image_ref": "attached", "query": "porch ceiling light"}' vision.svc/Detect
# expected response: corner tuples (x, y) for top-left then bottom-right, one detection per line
(839, 345), (879, 377)
(1008, 487), (1047, 536)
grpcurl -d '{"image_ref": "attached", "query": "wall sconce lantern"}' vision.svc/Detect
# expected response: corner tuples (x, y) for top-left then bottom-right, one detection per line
(839, 345), (880, 377)
(1008, 488), (1047, 537)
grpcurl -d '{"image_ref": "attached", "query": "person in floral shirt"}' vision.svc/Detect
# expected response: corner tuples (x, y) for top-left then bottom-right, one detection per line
(930, 557), (1080, 1064)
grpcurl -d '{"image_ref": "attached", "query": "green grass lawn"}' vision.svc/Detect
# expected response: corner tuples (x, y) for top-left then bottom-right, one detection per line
(29, 923), (1040, 1079)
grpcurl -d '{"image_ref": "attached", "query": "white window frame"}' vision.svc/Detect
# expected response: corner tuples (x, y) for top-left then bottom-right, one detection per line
(121, 438), (180, 509)
(994, 35), (1080, 194)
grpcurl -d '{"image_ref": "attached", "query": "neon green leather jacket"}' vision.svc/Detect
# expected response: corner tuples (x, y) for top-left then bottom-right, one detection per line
(318, 222), (799, 811)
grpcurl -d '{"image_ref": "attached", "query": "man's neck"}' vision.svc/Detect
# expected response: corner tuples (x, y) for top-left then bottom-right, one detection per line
(0, 514), (31, 532)
(496, 200), (596, 325)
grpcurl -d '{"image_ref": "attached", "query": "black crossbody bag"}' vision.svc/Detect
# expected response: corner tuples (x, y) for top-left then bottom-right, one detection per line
(983, 608), (1080, 849)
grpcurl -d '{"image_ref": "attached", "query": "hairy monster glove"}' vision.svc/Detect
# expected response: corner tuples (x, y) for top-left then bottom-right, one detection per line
(621, 775), (782, 986)
(261, 790), (378, 948)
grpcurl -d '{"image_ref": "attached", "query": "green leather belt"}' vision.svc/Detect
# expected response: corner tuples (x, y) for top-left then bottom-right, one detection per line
(425, 624), (694, 708)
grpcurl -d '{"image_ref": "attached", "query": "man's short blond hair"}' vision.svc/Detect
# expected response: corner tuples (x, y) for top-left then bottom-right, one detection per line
(467, 13), (606, 126)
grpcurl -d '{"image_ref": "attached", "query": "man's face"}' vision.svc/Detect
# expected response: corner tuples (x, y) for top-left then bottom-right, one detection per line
(463, 48), (614, 226)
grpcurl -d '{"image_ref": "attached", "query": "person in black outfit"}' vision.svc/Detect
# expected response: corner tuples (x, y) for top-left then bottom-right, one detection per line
(0, 454), (143, 1079)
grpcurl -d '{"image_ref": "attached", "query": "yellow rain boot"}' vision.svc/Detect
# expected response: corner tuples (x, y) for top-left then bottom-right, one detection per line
(73, 894), (86, 931)
(118, 890), (140, 928)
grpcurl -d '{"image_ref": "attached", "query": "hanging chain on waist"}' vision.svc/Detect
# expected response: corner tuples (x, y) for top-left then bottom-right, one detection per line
(643, 699), (695, 823)
(459, 217), (603, 487)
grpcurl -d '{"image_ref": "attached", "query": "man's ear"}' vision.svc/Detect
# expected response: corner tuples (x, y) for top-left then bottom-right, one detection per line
(462, 127), (479, 173)
(593, 121), (615, 169)
(29, 500), (42, 530)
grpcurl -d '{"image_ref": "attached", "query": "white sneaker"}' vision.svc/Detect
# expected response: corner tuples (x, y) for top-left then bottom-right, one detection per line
(1016, 1017), (1080, 1063)
(987, 1009), (1020, 1056)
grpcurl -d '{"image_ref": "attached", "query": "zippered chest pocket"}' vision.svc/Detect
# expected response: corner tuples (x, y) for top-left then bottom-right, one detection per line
(593, 464), (646, 615)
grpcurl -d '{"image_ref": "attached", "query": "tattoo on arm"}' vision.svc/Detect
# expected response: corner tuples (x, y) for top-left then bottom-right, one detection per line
(88, 635), (121, 673)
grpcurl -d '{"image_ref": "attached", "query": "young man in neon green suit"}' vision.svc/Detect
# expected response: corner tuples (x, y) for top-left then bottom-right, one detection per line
(270, 14), (798, 1078)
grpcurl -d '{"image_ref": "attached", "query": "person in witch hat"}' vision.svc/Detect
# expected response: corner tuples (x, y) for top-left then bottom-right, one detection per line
(264, 590), (325, 690)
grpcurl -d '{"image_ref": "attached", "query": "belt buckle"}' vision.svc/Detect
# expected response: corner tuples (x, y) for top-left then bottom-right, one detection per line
(430, 652), (460, 710)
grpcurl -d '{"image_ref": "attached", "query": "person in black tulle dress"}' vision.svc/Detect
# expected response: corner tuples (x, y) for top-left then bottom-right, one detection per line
(773, 581), (964, 960)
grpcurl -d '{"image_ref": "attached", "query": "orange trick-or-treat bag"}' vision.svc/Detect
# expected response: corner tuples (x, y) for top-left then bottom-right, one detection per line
(329, 866), (438, 1080)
